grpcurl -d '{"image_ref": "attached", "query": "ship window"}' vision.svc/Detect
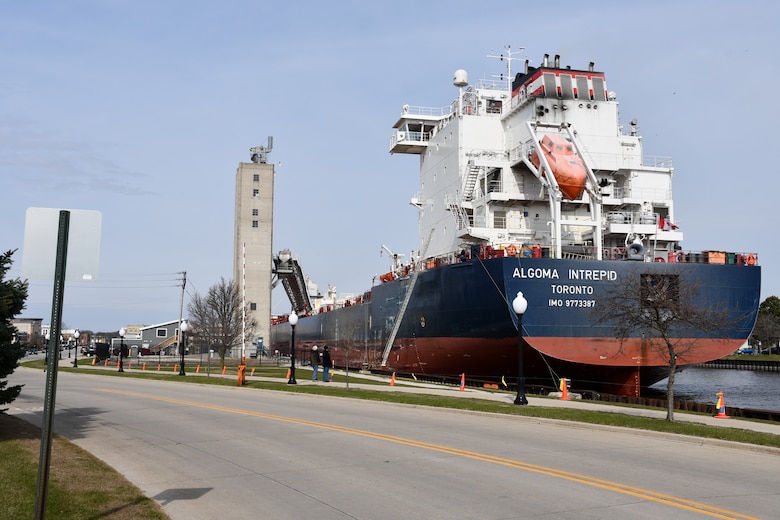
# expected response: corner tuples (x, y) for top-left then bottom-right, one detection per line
(156, 328), (167, 338)
(249, 302), (257, 311)
(253, 174), (259, 182)
(252, 220), (259, 228)
(252, 209), (258, 216)
(640, 274), (680, 306)
(494, 211), (507, 229)
(487, 99), (502, 114)
(252, 189), (259, 197)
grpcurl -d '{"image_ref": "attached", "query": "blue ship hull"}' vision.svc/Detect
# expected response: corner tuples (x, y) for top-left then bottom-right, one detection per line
(270, 257), (761, 395)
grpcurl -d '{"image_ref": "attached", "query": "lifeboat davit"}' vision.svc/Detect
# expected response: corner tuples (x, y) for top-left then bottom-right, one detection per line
(530, 134), (587, 200)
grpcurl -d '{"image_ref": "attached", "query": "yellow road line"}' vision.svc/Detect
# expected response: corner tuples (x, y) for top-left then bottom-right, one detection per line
(96, 388), (758, 520)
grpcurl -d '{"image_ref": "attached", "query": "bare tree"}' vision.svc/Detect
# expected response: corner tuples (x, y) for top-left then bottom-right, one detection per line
(187, 292), (217, 359)
(335, 318), (363, 389)
(592, 271), (734, 422)
(187, 278), (256, 367)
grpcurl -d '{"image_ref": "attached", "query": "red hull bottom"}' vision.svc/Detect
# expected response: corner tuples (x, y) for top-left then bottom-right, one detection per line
(313, 336), (701, 396)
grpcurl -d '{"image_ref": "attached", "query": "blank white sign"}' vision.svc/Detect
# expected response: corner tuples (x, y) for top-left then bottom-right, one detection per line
(22, 208), (102, 281)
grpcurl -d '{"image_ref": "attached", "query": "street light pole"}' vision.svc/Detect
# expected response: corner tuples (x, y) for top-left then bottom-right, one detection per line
(512, 291), (528, 405)
(73, 329), (79, 368)
(287, 312), (298, 384)
(179, 320), (188, 376)
(118, 328), (126, 373)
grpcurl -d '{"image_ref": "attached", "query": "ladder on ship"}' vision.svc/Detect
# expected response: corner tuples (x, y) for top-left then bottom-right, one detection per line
(463, 160), (480, 201)
(273, 250), (313, 315)
(381, 228), (435, 367)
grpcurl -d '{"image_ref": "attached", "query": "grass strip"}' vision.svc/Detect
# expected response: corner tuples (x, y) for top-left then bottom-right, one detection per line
(0, 413), (169, 520)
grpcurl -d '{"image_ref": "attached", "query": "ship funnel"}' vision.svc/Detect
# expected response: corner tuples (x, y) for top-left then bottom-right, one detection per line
(453, 69), (468, 87)
(525, 59), (529, 74)
(554, 54), (560, 68)
(589, 61), (595, 72)
(543, 54), (549, 67)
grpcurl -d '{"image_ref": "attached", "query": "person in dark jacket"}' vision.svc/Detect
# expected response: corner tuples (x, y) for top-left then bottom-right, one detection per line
(321, 345), (332, 382)
(310, 346), (320, 381)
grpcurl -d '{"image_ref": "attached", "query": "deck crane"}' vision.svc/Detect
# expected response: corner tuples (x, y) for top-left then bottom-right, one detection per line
(380, 245), (404, 276)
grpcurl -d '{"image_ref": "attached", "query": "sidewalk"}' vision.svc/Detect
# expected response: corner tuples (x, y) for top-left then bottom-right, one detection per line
(60, 358), (780, 437)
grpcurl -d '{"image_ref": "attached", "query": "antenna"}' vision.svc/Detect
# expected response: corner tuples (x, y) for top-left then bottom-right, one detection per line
(487, 45), (525, 91)
(249, 136), (274, 163)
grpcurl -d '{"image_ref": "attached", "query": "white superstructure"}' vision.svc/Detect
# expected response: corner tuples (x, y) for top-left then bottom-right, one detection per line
(390, 50), (683, 265)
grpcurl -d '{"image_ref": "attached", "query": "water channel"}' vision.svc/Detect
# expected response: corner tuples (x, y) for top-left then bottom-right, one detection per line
(649, 367), (780, 411)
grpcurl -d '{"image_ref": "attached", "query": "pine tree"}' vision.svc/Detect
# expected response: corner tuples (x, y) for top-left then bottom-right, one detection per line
(0, 250), (28, 412)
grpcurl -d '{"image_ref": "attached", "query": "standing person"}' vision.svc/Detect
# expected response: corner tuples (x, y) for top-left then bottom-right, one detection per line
(310, 346), (320, 381)
(321, 345), (332, 382)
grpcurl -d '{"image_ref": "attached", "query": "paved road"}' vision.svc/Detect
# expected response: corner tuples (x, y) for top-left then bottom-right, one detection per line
(8, 366), (780, 519)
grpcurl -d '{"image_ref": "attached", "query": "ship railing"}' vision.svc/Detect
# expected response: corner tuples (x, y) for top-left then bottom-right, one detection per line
(399, 104), (452, 118)
(642, 155), (673, 169)
(609, 186), (671, 201)
(606, 210), (659, 225)
(561, 149), (673, 172)
(473, 78), (506, 91)
(561, 251), (595, 260)
(470, 180), (504, 200)
(405, 131), (432, 143)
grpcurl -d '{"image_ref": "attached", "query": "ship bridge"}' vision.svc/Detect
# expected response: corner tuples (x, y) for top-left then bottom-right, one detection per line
(389, 105), (449, 154)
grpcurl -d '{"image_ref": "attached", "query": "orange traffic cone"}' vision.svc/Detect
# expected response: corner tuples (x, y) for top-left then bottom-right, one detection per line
(286, 368), (291, 379)
(157, 364), (161, 371)
(459, 373), (465, 391)
(91, 357), (96, 366)
(174, 364), (178, 372)
(222, 365), (227, 375)
(250, 367), (255, 376)
(142, 362), (146, 370)
(559, 378), (569, 400)
(714, 391), (730, 418)
(390, 372), (396, 386)
(196, 364), (200, 373)
(104, 359), (109, 367)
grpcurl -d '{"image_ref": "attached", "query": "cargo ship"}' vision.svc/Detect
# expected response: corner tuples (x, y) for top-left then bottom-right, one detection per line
(270, 49), (761, 395)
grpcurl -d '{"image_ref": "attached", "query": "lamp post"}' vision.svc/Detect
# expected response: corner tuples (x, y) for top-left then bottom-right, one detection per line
(73, 329), (79, 368)
(287, 312), (298, 384)
(512, 291), (528, 405)
(179, 320), (188, 376)
(118, 328), (126, 372)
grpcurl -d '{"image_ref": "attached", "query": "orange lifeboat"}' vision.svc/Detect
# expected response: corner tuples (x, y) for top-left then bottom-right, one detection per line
(379, 272), (396, 283)
(530, 134), (588, 200)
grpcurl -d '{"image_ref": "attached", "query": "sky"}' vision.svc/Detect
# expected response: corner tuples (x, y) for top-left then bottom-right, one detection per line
(2, 1), (778, 332)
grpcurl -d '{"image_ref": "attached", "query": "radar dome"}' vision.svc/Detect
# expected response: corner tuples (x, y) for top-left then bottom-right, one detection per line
(453, 69), (468, 87)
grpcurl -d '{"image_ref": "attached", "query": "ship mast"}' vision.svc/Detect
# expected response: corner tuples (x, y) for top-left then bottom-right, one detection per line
(486, 45), (525, 91)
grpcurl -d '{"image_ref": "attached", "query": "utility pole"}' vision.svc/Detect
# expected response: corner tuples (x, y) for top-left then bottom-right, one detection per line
(178, 271), (187, 358)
